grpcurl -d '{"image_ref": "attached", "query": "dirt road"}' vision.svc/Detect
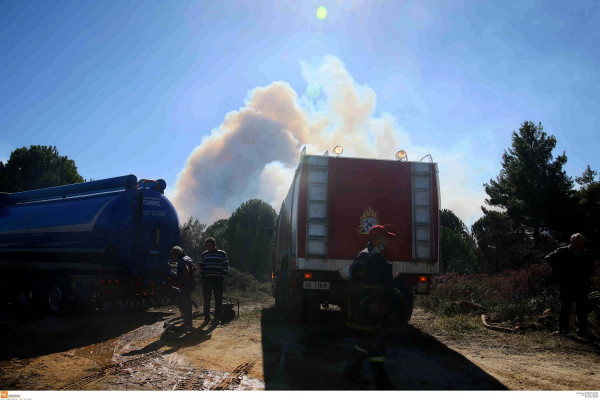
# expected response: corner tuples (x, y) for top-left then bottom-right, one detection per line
(1, 299), (599, 391)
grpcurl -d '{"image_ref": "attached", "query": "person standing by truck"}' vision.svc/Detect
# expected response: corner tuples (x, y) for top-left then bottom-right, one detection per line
(344, 225), (396, 389)
(169, 246), (197, 331)
(199, 237), (229, 325)
(545, 233), (596, 337)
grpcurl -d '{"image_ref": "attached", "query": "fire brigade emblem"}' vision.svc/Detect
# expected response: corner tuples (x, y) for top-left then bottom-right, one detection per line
(357, 207), (378, 234)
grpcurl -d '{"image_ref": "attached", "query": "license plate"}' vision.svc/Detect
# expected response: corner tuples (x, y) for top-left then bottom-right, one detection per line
(303, 281), (330, 290)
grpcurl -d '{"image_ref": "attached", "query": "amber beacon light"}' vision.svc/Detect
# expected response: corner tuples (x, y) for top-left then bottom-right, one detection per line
(396, 150), (408, 161)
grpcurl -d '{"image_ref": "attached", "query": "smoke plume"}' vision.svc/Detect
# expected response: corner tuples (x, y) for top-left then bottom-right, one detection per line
(170, 55), (486, 227)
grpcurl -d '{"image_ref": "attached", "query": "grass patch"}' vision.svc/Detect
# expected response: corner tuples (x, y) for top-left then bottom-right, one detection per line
(428, 314), (483, 339)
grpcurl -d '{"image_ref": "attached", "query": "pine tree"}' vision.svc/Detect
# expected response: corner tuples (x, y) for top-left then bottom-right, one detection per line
(226, 199), (277, 280)
(484, 121), (574, 245)
(0, 145), (84, 192)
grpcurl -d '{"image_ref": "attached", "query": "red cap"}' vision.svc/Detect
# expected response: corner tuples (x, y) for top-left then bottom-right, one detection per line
(368, 225), (396, 238)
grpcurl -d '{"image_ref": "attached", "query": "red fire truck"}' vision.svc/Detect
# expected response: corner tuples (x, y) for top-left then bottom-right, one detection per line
(272, 148), (440, 324)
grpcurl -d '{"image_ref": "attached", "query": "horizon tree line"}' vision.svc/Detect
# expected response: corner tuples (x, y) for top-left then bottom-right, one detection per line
(3, 120), (598, 277)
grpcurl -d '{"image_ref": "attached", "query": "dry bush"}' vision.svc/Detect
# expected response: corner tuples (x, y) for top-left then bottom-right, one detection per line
(189, 267), (271, 303)
(223, 267), (271, 301)
(420, 264), (561, 325)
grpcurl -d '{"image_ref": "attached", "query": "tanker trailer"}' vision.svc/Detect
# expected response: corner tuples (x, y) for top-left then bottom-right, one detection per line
(0, 174), (181, 315)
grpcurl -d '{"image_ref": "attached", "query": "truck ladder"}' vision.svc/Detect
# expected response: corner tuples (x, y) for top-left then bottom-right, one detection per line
(306, 156), (329, 257)
(412, 163), (433, 260)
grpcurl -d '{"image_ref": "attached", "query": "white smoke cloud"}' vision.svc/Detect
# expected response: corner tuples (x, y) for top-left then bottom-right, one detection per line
(171, 55), (486, 227)
(258, 160), (296, 210)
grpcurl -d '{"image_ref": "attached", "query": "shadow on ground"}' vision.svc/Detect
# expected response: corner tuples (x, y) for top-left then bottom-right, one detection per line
(0, 307), (171, 361)
(122, 319), (218, 357)
(260, 306), (506, 390)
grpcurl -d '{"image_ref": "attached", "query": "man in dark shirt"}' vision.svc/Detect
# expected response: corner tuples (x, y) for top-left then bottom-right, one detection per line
(199, 237), (229, 324)
(545, 233), (596, 337)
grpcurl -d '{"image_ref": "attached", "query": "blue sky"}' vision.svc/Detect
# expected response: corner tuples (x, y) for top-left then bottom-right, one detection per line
(1, 0), (599, 227)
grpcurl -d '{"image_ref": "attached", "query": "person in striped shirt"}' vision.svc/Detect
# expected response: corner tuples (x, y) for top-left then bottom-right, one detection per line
(199, 237), (229, 324)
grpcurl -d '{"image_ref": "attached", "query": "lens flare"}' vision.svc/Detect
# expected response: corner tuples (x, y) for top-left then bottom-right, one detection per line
(316, 6), (327, 20)
(306, 82), (320, 99)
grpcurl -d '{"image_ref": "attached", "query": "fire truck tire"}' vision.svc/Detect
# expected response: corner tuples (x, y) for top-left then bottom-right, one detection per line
(278, 265), (302, 324)
(274, 286), (280, 310)
(276, 268), (288, 316)
(285, 289), (303, 324)
(396, 287), (414, 325)
(274, 277), (283, 311)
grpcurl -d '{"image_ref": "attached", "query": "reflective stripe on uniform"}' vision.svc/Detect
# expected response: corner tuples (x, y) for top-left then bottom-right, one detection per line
(354, 344), (368, 354)
(368, 356), (385, 363)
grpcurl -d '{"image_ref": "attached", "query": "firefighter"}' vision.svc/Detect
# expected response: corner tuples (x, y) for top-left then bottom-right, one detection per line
(169, 246), (197, 331)
(545, 233), (596, 337)
(343, 225), (396, 389)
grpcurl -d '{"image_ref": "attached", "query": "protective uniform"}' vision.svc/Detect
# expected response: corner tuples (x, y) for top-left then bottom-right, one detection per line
(344, 226), (396, 389)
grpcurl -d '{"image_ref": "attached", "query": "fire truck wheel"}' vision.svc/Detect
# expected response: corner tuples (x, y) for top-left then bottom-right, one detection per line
(275, 277), (284, 313)
(278, 266), (302, 324)
(396, 287), (414, 325)
(275, 271), (287, 316)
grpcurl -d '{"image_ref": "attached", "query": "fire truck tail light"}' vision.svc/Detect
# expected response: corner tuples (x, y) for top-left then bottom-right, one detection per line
(416, 276), (429, 294)
(304, 272), (313, 280)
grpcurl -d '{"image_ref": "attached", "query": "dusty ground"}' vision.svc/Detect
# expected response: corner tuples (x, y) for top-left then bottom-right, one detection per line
(1, 297), (599, 391)
(411, 309), (600, 391)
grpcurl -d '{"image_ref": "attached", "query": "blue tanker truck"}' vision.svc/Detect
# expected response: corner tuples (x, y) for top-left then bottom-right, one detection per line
(0, 174), (181, 315)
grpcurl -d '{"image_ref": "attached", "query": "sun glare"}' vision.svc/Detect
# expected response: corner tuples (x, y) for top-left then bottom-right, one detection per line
(316, 6), (327, 20)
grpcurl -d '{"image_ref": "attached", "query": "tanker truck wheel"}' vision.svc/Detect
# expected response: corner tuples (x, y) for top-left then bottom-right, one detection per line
(18, 289), (34, 312)
(47, 277), (72, 317)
